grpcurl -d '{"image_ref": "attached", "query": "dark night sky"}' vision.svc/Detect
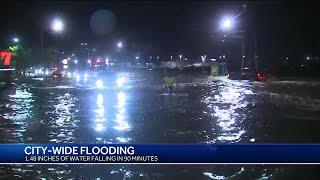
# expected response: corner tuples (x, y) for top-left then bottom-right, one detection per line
(0, 0), (318, 67)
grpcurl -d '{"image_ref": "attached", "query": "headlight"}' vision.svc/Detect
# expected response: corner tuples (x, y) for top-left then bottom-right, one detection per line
(96, 80), (104, 88)
(116, 77), (126, 87)
(83, 73), (88, 81)
(76, 74), (81, 81)
(67, 72), (72, 78)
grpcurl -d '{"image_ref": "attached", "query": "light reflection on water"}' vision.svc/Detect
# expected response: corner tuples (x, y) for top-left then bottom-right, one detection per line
(203, 80), (254, 143)
(0, 88), (34, 142)
(113, 92), (130, 132)
(0, 73), (303, 179)
(91, 89), (132, 143)
(6, 89), (34, 121)
(203, 167), (245, 179)
(49, 92), (78, 143)
(112, 92), (132, 145)
(94, 93), (106, 132)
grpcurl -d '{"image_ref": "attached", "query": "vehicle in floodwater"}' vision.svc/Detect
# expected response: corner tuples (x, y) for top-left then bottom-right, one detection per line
(228, 68), (267, 81)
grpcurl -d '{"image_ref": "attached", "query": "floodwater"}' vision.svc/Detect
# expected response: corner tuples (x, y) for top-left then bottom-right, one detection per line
(1, 71), (320, 179)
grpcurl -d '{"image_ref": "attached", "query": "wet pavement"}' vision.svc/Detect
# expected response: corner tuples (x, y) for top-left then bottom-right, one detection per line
(1, 71), (320, 179)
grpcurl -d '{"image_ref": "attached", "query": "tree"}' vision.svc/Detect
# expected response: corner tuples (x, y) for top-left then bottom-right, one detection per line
(7, 43), (59, 78)
(8, 45), (33, 76)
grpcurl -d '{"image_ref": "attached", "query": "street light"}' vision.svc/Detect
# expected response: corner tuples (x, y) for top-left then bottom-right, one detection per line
(220, 17), (234, 30)
(41, 17), (64, 48)
(117, 41), (122, 48)
(220, 15), (246, 69)
(62, 59), (68, 65)
(51, 18), (64, 33)
(12, 37), (19, 43)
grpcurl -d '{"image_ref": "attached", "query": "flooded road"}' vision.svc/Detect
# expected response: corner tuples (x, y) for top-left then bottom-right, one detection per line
(1, 71), (320, 179)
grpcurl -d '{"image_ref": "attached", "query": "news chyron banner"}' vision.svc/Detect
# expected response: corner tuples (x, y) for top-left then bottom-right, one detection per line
(1, 144), (320, 164)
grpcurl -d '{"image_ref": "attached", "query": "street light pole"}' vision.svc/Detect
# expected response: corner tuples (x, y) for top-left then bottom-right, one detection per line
(40, 17), (64, 49)
(220, 7), (247, 71)
(40, 30), (44, 49)
(241, 38), (245, 69)
(254, 38), (258, 72)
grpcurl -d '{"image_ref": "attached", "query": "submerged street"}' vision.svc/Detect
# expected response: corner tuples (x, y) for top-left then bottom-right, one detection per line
(1, 0), (320, 178)
(1, 71), (320, 178)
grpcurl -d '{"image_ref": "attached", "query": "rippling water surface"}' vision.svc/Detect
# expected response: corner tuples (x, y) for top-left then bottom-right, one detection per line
(1, 72), (320, 179)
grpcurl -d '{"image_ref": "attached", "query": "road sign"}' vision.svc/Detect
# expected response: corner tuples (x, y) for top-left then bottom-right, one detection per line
(0, 51), (13, 66)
